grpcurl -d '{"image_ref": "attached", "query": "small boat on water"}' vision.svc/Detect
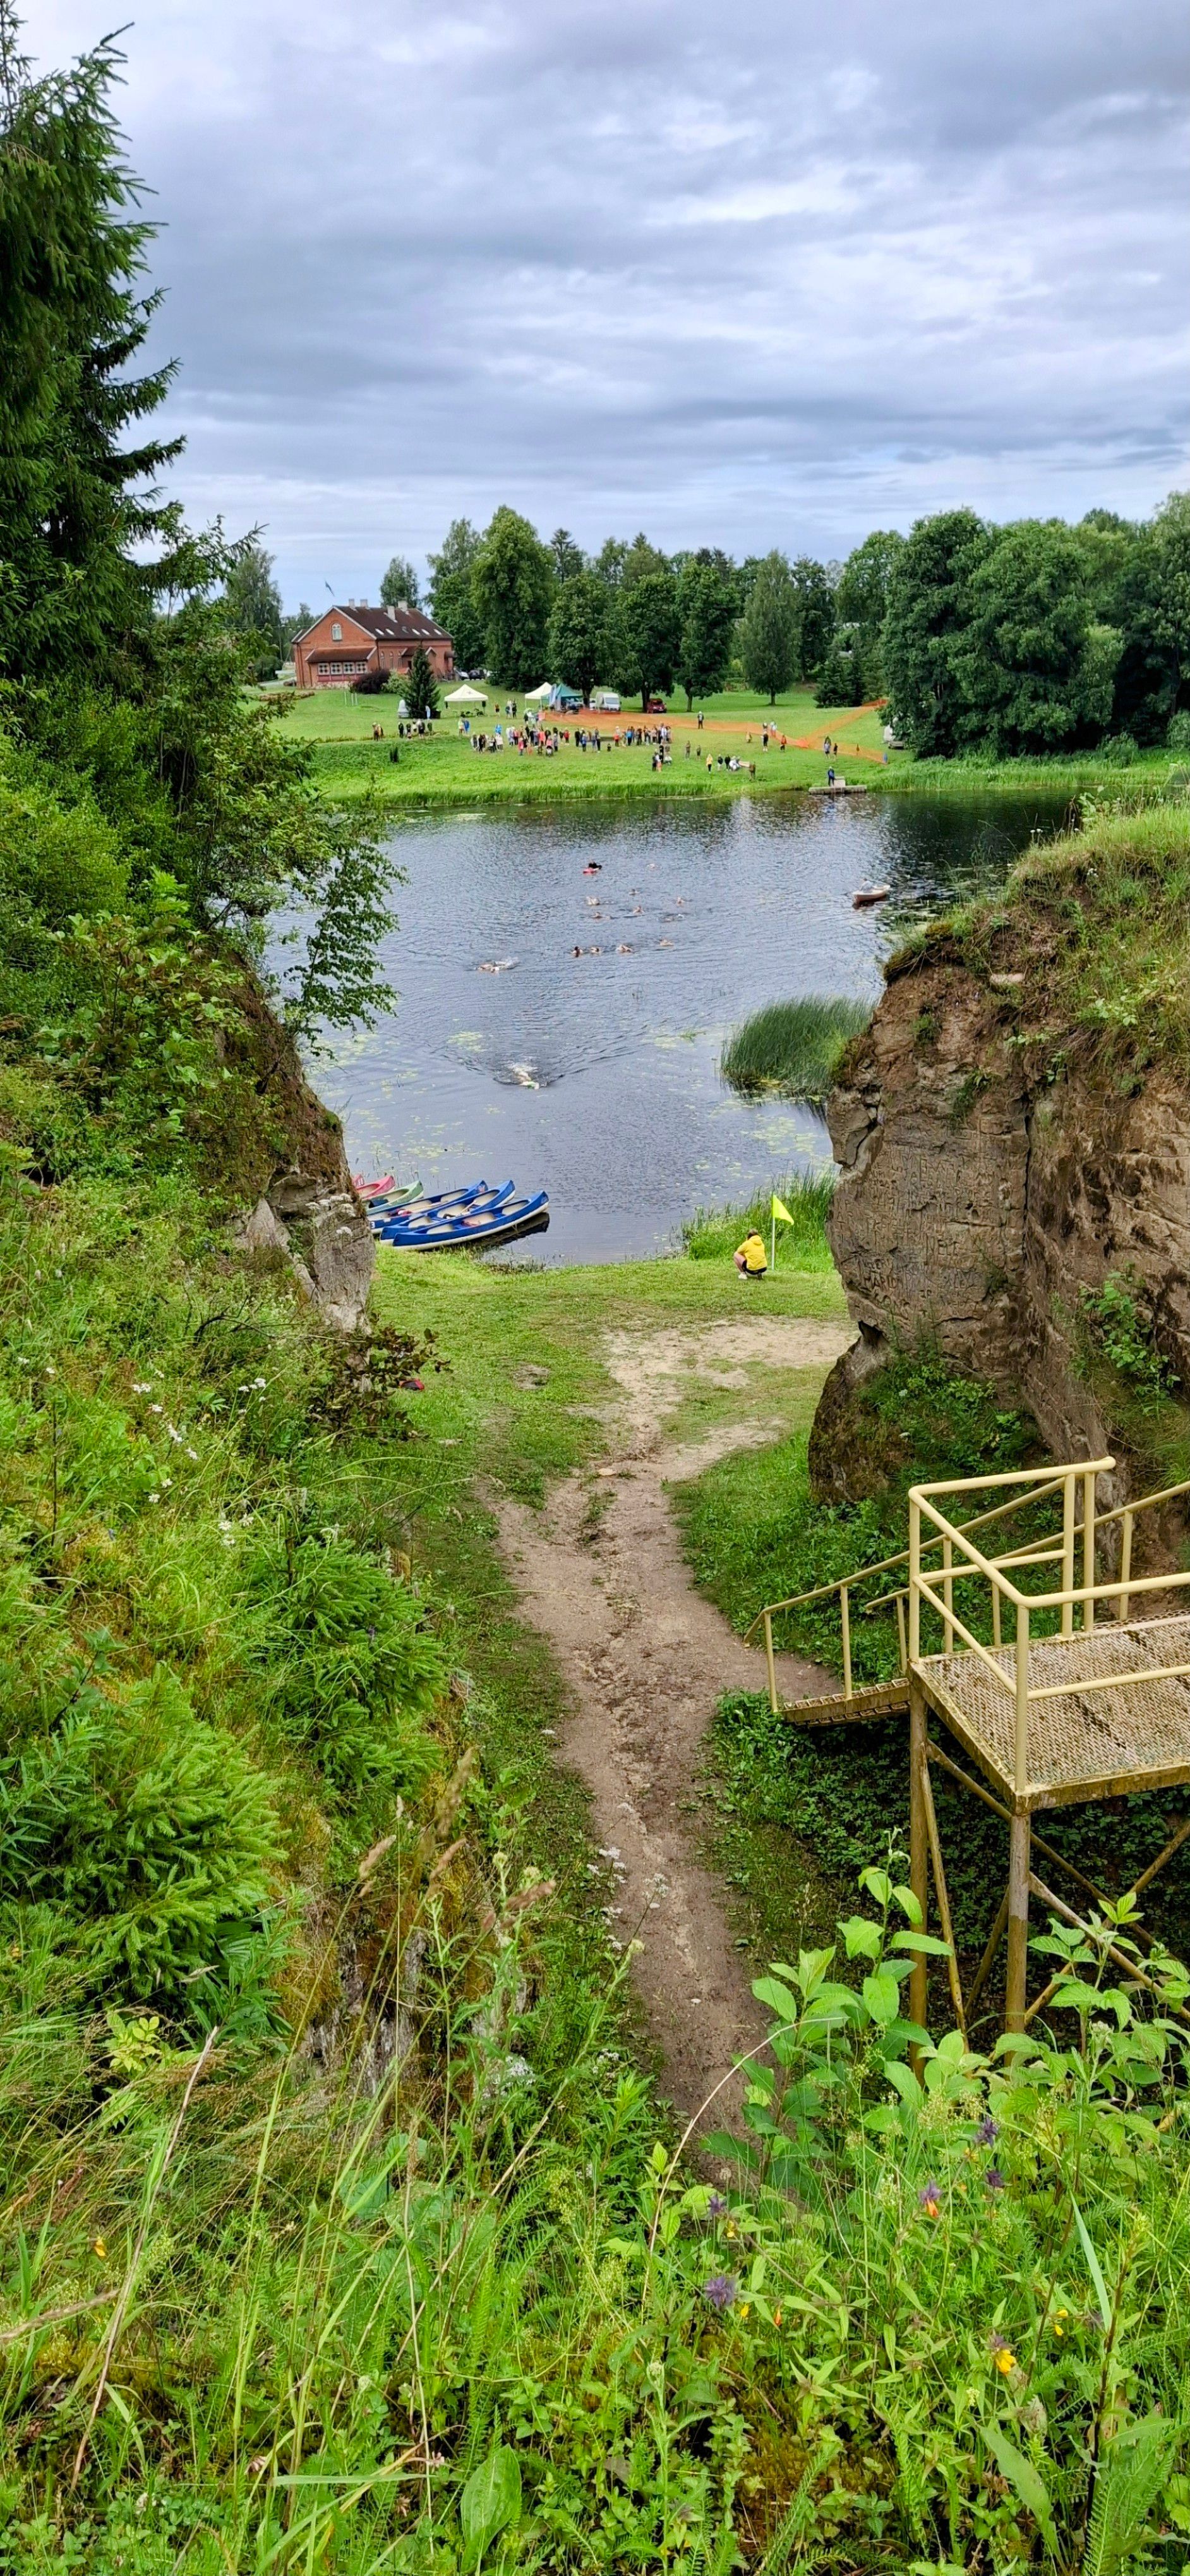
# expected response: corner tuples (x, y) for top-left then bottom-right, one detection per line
(851, 884), (891, 909)
(366, 1179), (550, 1252)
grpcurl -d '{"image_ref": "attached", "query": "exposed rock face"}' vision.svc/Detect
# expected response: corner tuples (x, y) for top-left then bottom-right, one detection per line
(822, 939), (1190, 1512)
(236, 1167), (375, 1335)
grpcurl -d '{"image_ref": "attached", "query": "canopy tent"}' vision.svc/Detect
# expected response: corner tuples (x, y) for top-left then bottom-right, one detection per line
(445, 683), (488, 705)
(523, 681), (553, 703)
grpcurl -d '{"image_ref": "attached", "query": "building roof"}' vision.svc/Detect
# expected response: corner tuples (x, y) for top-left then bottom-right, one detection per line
(294, 604), (451, 648)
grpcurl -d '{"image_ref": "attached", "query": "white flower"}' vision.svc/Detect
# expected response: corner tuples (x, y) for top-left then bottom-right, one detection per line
(252, 1376), (267, 1389)
(132, 1381), (152, 1394)
(167, 1424), (183, 1443)
(150, 1404), (163, 1415)
(148, 1492), (160, 1504)
(186, 1446), (198, 1462)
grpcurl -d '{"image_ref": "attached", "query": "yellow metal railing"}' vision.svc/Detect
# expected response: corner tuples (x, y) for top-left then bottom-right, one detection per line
(909, 1460), (1190, 1799)
(748, 1462), (1190, 1727)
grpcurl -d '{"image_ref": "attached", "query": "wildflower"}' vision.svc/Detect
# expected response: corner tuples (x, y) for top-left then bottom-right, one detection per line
(132, 1381), (152, 1395)
(707, 2193), (728, 2219)
(186, 1446), (198, 1461)
(738, 2303), (750, 2318)
(147, 1493), (160, 1505)
(773, 2308), (782, 2328)
(253, 1376), (267, 1389)
(990, 2333), (1015, 2374)
(93, 2238), (107, 2260)
(150, 1403), (162, 1415)
(985, 2167), (1006, 2192)
(1052, 2308), (1069, 2337)
(918, 2182), (942, 2219)
(702, 2274), (738, 2311)
(975, 2114), (1000, 2147)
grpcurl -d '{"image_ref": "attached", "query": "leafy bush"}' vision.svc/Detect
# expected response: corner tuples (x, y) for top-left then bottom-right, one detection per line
(719, 994), (870, 1102)
(0, 1666), (280, 2015)
(247, 1530), (448, 1800)
(1079, 1270), (1176, 1409)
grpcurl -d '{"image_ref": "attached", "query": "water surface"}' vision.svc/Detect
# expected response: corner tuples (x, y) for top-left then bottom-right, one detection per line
(314, 792), (1064, 1262)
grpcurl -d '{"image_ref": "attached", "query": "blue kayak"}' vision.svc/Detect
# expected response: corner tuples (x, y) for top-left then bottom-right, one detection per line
(370, 1179), (550, 1251)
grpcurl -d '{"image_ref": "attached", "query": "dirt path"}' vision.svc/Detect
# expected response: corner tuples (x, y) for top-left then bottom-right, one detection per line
(496, 1314), (853, 2125)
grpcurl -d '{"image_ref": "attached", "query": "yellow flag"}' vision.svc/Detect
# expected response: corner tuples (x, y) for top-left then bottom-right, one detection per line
(771, 1194), (793, 1225)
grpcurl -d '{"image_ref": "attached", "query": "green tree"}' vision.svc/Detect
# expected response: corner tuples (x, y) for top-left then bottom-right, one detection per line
(380, 554), (421, 609)
(616, 567), (681, 708)
(592, 535), (629, 592)
(954, 519), (1117, 754)
(815, 628), (864, 708)
(740, 551), (798, 703)
(0, 18), (183, 681)
(676, 552), (737, 707)
(1151, 491), (1190, 717)
(221, 540), (285, 677)
(549, 528), (585, 583)
(836, 529), (904, 695)
(789, 558), (836, 678)
(547, 573), (610, 703)
(426, 516), (486, 671)
(1076, 512), (1175, 745)
(400, 645), (439, 720)
(284, 602), (313, 653)
(882, 509), (989, 756)
(471, 506), (554, 689)
(622, 531), (671, 591)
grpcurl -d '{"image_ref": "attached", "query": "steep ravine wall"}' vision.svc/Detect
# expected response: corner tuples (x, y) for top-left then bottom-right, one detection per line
(819, 937), (1190, 1525)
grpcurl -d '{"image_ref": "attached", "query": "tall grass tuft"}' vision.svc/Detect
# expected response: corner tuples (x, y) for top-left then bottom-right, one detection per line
(720, 995), (871, 1102)
(682, 1169), (835, 1266)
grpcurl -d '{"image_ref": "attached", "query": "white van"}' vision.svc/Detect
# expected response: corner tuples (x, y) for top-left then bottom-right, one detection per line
(592, 691), (621, 713)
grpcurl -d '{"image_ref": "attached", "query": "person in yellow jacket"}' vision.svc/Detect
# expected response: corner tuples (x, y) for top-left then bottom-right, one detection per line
(733, 1230), (767, 1280)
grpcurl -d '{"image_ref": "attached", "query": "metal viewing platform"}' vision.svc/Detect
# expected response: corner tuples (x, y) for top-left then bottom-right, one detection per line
(748, 1458), (1190, 2034)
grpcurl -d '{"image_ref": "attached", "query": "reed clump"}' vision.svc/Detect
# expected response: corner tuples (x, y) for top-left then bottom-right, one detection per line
(720, 995), (870, 1102)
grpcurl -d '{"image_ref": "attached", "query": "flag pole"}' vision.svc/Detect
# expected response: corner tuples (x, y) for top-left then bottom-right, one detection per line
(771, 1204), (776, 1274)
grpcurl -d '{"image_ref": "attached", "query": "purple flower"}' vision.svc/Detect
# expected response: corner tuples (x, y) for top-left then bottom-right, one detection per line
(706, 2194), (729, 2219)
(918, 2182), (942, 2217)
(985, 2167), (1006, 2192)
(702, 2274), (738, 2311)
(975, 2114), (1000, 2147)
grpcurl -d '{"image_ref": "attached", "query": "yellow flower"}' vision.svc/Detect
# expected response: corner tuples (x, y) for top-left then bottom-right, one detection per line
(1053, 2308), (1069, 2337)
(93, 2239), (107, 2260)
(739, 2303), (750, 2318)
(995, 2346), (1016, 2375)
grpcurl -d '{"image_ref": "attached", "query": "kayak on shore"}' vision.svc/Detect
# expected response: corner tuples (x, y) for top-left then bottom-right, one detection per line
(365, 1179), (550, 1250)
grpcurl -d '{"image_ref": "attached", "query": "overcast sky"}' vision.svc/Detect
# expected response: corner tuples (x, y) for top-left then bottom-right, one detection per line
(36, 0), (1190, 607)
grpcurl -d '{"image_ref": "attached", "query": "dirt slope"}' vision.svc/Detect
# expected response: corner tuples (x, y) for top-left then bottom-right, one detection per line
(496, 1314), (852, 2126)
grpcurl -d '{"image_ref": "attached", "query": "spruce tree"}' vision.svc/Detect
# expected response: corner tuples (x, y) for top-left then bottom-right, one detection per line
(0, 10), (182, 679)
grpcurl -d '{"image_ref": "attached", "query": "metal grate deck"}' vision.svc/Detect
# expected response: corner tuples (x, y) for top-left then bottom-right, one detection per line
(917, 1614), (1190, 1810)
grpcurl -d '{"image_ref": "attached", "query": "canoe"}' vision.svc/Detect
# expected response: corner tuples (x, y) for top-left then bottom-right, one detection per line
(370, 1180), (550, 1252)
(851, 884), (891, 908)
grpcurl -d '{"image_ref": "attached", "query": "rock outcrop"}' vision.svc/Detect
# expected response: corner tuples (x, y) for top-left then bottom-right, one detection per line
(821, 936), (1190, 1515)
(237, 1173), (375, 1334)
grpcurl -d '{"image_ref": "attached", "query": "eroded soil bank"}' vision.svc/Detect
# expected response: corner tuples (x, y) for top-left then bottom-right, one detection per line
(496, 1314), (851, 2123)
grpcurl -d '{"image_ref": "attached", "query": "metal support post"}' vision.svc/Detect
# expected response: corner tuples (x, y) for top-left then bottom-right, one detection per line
(908, 1677), (929, 2050)
(1005, 1808), (1031, 2032)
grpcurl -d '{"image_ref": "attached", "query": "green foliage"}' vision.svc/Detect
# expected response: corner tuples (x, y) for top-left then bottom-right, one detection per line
(615, 564), (682, 707)
(720, 994), (870, 1102)
(219, 538), (285, 677)
(883, 507), (989, 756)
(400, 642), (440, 720)
(0, 24), (182, 681)
(548, 527), (585, 583)
(546, 571), (611, 701)
(835, 528), (905, 693)
(380, 552), (421, 610)
(740, 549), (799, 702)
(426, 515), (486, 671)
(682, 1169), (835, 1267)
(956, 519), (1120, 754)
(790, 556), (838, 676)
(248, 1527), (447, 1801)
(1079, 1270), (1176, 1410)
(676, 552), (738, 707)
(471, 505), (555, 688)
(814, 626), (865, 708)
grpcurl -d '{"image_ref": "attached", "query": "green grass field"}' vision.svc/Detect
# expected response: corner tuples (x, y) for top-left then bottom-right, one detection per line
(270, 681), (896, 804)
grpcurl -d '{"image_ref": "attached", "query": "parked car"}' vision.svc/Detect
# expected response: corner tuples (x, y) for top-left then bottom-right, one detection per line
(645, 696), (667, 714)
(592, 691), (621, 713)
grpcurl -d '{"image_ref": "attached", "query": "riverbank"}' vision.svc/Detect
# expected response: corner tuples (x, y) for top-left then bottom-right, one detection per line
(272, 682), (1186, 810)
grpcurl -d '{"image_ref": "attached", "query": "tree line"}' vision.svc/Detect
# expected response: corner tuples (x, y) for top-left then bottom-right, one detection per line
(234, 498), (1190, 753)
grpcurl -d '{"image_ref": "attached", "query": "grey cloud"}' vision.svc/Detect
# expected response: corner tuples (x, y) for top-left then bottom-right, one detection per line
(37, 0), (1190, 597)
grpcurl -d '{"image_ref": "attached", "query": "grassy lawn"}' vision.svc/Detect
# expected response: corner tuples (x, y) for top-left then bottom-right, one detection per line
(270, 682), (896, 804)
(267, 682), (1186, 809)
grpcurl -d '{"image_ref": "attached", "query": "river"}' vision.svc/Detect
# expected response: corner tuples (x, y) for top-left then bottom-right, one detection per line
(312, 790), (1067, 1262)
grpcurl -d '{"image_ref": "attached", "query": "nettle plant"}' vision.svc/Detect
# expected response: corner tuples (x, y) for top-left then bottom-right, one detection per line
(671, 1868), (1190, 2570)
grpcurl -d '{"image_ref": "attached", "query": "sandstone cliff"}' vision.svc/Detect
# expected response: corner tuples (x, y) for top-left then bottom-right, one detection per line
(816, 806), (1190, 1535)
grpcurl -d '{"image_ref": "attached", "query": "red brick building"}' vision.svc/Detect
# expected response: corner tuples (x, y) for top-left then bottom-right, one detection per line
(292, 602), (454, 690)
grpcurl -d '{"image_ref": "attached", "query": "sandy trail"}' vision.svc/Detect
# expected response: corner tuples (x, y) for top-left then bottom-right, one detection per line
(496, 1314), (853, 2125)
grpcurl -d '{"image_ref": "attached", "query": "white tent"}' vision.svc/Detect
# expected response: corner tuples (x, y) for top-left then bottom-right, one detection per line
(523, 681), (553, 703)
(445, 683), (488, 706)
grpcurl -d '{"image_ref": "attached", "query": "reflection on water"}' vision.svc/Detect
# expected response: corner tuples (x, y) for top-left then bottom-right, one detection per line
(312, 792), (1064, 1263)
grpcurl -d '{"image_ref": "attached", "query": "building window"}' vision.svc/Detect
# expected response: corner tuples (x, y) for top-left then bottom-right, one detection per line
(331, 621), (342, 641)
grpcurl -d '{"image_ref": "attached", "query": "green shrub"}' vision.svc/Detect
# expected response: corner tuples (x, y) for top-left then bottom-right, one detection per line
(0, 1666), (280, 2017)
(720, 994), (870, 1101)
(247, 1530), (448, 1801)
(1079, 1269), (1176, 1409)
